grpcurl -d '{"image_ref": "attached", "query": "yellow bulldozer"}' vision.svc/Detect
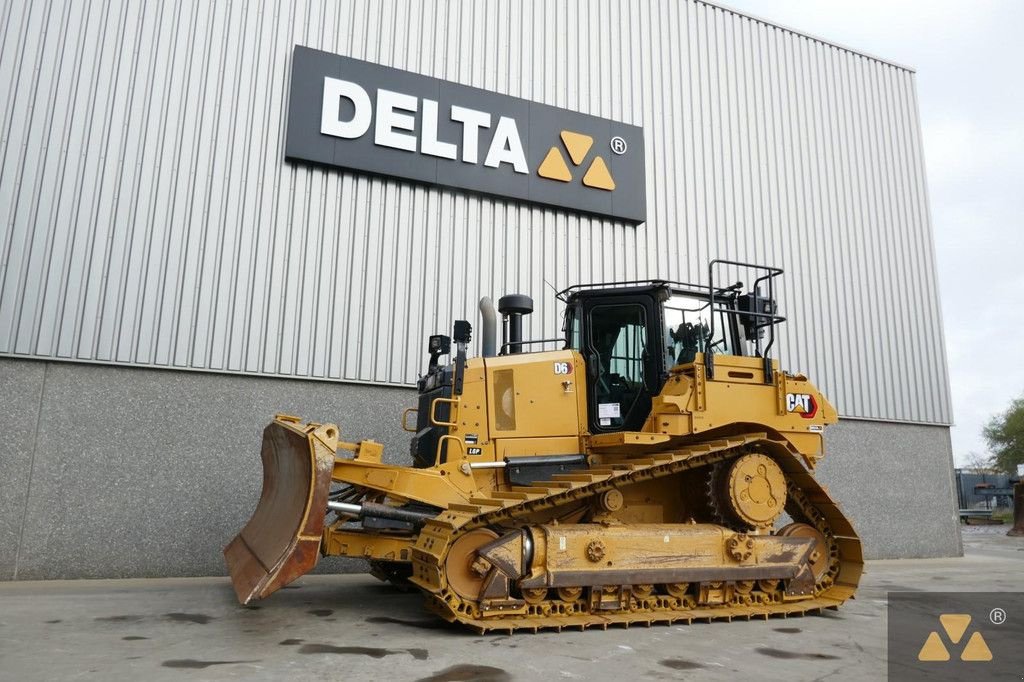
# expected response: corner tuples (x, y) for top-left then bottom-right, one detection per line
(225, 260), (861, 632)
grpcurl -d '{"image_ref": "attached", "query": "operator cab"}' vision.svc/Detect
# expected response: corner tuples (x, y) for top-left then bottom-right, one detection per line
(560, 262), (783, 434)
(561, 283), (740, 433)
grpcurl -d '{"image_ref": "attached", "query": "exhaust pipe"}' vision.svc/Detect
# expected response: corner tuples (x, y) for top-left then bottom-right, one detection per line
(478, 296), (497, 358)
(498, 294), (533, 354)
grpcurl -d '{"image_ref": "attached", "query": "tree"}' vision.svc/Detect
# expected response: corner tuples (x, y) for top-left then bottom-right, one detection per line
(961, 451), (996, 474)
(983, 396), (1024, 474)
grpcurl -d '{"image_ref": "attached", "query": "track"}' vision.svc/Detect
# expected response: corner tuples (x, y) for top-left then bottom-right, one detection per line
(408, 433), (863, 633)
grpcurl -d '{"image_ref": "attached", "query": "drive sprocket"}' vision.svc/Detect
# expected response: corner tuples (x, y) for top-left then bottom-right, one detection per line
(707, 451), (787, 529)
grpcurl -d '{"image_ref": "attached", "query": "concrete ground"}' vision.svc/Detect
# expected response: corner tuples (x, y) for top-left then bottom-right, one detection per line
(0, 528), (1020, 682)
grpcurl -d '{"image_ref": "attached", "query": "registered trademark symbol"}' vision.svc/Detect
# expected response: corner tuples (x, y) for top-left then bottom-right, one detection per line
(990, 607), (1006, 625)
(610, 136), (627, 155)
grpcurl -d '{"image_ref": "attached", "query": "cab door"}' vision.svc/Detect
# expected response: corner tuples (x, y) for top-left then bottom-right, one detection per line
(580, 293), (660, 433)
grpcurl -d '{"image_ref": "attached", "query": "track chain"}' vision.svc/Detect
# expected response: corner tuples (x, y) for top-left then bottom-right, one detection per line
(409, 434), (861, 632)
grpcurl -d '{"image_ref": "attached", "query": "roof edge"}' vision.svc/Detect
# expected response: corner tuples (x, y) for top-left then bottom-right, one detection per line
(699, 0), (917, 73)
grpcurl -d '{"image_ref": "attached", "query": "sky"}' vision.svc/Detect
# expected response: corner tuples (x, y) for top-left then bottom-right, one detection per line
(720, 0), (1024, 466)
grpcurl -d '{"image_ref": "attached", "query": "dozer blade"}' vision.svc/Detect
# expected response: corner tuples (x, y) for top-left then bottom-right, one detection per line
(224, 416), (338, 604)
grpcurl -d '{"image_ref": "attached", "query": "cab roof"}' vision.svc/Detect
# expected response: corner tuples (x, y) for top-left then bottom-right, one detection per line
(557, 279), (741, 305)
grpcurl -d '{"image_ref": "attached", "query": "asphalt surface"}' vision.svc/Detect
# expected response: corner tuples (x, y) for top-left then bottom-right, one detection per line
(0, 527), (1020, 681)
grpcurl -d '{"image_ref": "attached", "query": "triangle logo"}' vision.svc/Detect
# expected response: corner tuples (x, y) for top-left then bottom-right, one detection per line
(536, 130), (617, 192)
(560, 131), (593, 165)
(537, 147), (572, 182)
(960, 632), (993, 662)
(939, 614), (971, 644)
(917, 631), (950, 661)
(582, 156), (615, 191)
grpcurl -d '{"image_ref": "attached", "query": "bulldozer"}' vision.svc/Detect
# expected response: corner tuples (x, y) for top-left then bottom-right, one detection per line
(224, 260), (862, 632)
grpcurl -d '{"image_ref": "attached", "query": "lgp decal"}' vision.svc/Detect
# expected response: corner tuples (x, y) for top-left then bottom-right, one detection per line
(786, 393), (818, 419)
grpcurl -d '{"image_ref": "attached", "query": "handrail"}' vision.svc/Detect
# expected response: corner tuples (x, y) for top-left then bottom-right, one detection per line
(429, 397), (459, 428)
(499, 337), (567, 355)
(435, 434), (465, 465)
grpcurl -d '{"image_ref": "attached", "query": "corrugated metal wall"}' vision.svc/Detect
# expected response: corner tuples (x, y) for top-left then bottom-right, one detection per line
(0, 0), (951, 424)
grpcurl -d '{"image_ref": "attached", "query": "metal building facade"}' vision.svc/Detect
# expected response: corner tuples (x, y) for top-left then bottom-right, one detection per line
(0, 0), (951, 426)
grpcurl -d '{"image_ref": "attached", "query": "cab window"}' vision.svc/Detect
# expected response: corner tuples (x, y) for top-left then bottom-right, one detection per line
(663, 294), (733, 367)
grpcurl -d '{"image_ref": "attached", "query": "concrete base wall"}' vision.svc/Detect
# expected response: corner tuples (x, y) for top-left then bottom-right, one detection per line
(816, 418), (962, 559)
(0, 358), (961, 580)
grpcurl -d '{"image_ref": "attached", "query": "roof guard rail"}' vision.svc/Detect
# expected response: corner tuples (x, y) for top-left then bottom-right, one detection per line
(706, 259), (785, 384)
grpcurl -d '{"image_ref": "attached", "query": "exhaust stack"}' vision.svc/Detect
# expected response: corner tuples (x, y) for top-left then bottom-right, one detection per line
(498, 294), (533, 354)
(478, 296), (497, 358)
